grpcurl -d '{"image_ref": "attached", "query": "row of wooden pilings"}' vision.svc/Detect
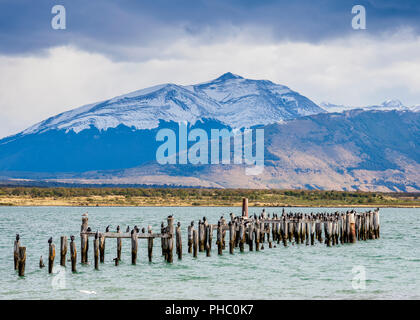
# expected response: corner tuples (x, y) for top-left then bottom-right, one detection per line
(13, 199), (380, 276)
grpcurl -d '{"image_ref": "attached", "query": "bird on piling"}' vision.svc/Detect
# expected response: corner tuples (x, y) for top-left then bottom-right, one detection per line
(177, 221), (181, 227)
(141, 227), (145, 233)
(87, 227), (92, 232)
(70, 235), (75, 242)
(16, 234), (20, 241)
(116, 226), (120, 232)
(105, 225), (110, 232)
(134, 225), (140, 233)
(48, 237), (53, 244)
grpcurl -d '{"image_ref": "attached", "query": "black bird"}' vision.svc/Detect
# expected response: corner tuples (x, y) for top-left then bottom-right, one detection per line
(16, 234), (20, 241)
(141, 227), (145, 233)
(177, 221), (181, 227)
(134, 225), (140, 233)
(131, 229), (134, 235)
(105, 225), (110, 232)
(48, 237), (53, 244)
(70, 235), (75, 241)
(116, 225), (120, 232)
(126, 226), (130, 232)
(87, 227), (92, 232)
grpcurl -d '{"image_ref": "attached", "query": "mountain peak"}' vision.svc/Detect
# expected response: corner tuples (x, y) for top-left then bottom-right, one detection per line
(214, 72), (243, 81)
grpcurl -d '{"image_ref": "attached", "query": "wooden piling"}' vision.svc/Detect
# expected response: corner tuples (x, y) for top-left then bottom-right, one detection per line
(239, 222), (245, 252)
(131, 229), (138, 265)
(242, 198), (248, 218)
(148, 225), (153, 262)
(188, 222), (193, 254)
(217, 222), (223, 255)
(14, 236), (20, 270)
(167, 216), (174, 263)
(94, 232), (99, 270)
(116, 226), (122, 261)
(17, 247), (26, 277)
(99, 233), (105, 263)
(60, 236), (67, 267)
(193, 229), (198, 258)
(229, 221), (234, 254)
(206, 224), (213, 257)
(80, 214), (89, 264)
(70, 236), (77, 272)
(176, 222), (182, 260)
(48, 241), (55, 274)
(349, 212), (357, 243)
(198, 220), (205, 252)
(248, 223), (254, 251)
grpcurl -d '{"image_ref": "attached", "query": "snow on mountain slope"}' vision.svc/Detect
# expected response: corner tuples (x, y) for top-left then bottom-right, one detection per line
(321, 99), (414, 113)
(20, 73), (323, 136)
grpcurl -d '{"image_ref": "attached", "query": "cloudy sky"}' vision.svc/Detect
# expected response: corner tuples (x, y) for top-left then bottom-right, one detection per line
(0, 0), (420, 138)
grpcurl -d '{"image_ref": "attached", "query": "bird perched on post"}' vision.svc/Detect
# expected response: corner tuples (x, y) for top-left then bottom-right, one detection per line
(105, 225), (110, 232)
(16, 234), (20, 241)
(48, 237), (53, 244)
(87, 227), (92, 232)
(134, 225), (140, 233)
(70, 235), (75, 242)
(116, 225), (120, 232)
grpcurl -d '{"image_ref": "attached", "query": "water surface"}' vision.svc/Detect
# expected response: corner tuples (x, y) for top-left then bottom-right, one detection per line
(0, 206), (419, 299)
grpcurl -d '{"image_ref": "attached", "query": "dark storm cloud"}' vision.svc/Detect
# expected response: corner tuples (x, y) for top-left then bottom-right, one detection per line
(1, 0), (419, 60)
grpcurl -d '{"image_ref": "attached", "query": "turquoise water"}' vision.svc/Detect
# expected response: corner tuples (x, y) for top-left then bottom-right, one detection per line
(0, 206), (419, 300)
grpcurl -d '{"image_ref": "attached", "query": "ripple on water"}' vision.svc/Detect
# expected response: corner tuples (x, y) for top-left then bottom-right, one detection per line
(0, 206), (419, 299)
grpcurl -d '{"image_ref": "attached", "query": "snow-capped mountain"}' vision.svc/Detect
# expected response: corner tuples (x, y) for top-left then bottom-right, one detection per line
(365, 99), (408, 111)
(320, 99), (411, 113)
(22, 72), (323, 136)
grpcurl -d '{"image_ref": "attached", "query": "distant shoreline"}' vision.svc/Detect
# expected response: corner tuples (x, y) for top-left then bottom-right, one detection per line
(0, 187), (419, 208)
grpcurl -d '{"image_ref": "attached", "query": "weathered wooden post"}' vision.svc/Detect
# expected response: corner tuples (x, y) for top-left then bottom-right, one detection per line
(188, 222), (193, 254)
(70, 235), (77, 272)
(148, 225), (153, 262)
(176, 222), (182, 260)
(116, 226), (122, 261)
(198, 220), (204, 252)
(221, 216), (227, 250)
(94, 231), (99, 270)
(242, 198), (248, 218)
(349, 212), (357, 243)
(80, 213), (89, 264)
(48, 238), (55, 274)
(167, 216), (174, 263)
(255, 221), (260, 251)
(14, 234), (20, 270)
(161, 222), (165, 256)
(193, 229), (198, 258)
(131, 229), (138, 265)
(248, 223), (254, 251)
(99, 233), (105, 263)
(239, 222), (245, 252)
(373, 209), (380, 238)
(60, 236), (67, 267)
(206, 224), (213, 257)
(18, 247), (26, 277)
(229, 221), (234, 254)
(217, 221), (223, 255)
